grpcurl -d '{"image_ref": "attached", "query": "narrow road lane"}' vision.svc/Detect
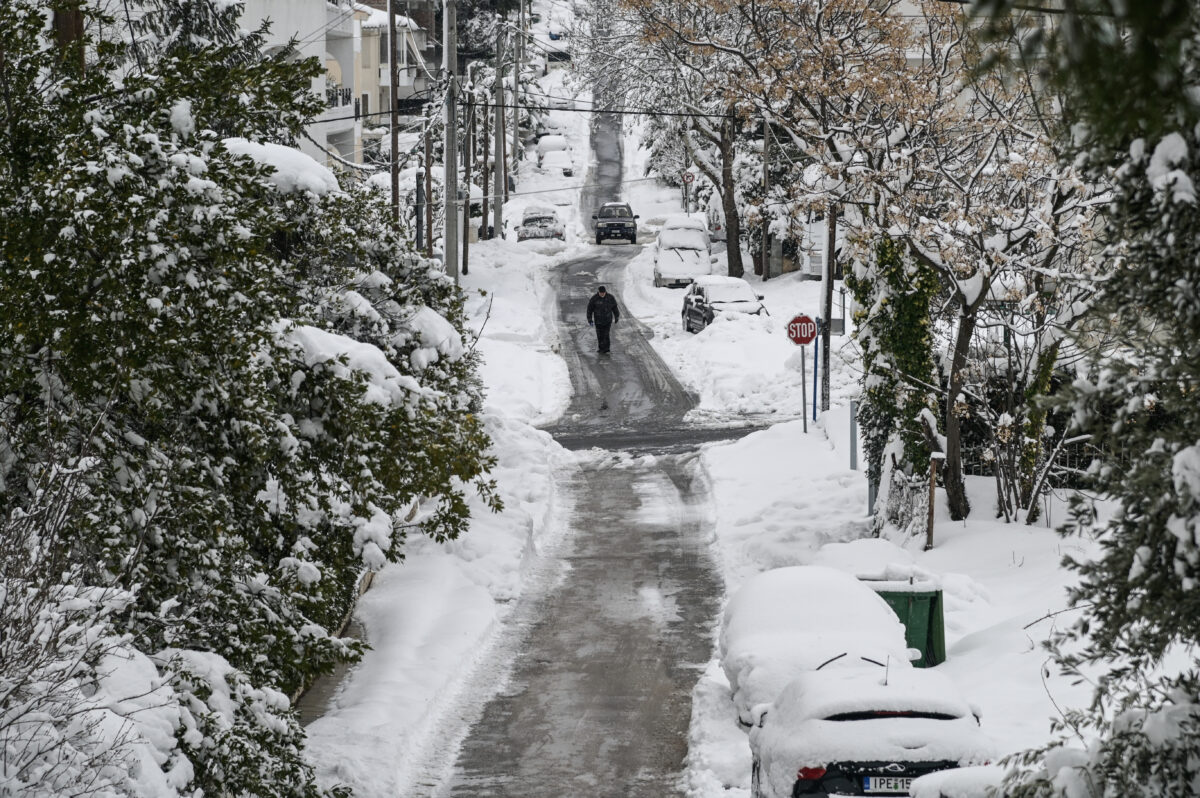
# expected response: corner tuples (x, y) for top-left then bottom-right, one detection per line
(432, 105), (729, 798)
(443, 454), (720, 798)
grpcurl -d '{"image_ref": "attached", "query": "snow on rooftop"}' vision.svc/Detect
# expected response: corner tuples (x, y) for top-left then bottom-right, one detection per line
(357, 4), (417, 29)
(223, 137), (340, 196)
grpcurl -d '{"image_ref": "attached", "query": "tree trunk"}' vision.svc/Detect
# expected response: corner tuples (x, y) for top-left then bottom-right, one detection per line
(53, 5), (85, 74)
(720, 119), (744, 278)
(1019, 340), (1061, 520)
(943, 311), (977, 520)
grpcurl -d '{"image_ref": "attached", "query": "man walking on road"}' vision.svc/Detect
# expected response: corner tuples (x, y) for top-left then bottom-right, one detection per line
(586, 285), (620, 354)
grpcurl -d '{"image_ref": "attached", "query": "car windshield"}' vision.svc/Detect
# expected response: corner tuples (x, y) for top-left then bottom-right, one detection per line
(599, 206), (631, 218)
(707, 284), (757, 304)
(824, 709), (961, 721)
(660, 228), (707, 250)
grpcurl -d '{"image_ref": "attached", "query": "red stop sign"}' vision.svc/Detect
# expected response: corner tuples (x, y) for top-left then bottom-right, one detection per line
(787, 315), (817, 345)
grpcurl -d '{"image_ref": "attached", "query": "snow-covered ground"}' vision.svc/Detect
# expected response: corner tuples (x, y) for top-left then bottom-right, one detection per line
(303, 18), (1095, 798)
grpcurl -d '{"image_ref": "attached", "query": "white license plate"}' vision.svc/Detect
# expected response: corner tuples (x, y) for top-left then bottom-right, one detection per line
(863, 776), (912, 794)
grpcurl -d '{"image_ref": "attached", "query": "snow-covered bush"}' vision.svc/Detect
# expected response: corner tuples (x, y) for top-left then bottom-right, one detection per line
(0, 2), (497, 795)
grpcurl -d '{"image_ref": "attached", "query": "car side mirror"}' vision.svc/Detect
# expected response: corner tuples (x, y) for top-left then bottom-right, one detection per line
(756, 294), (764, 300)
(591, 214), (598, 219)
(633, 215), (640, 219)
(750, 704), (770, 728)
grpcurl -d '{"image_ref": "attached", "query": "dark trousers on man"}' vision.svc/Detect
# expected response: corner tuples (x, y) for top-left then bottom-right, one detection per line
(595, 322), (612, 353)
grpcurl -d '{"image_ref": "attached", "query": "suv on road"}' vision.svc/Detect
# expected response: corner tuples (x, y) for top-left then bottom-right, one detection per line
(592, 202), (638, 244)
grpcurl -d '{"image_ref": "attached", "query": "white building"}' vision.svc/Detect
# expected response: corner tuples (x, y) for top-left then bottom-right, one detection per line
(239, 0), (439, 168)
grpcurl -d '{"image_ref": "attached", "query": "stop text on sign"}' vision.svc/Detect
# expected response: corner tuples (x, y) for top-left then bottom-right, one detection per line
(787, 314), (817, 345)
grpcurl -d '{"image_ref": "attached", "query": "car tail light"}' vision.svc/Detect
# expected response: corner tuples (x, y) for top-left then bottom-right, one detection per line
(796, 767), (826, 781)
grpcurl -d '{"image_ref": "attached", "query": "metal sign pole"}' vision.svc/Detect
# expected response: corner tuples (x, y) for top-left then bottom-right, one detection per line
(812, 336), (819, 421)
(850, 399), (858, 471)
(800, 346), (808, 434)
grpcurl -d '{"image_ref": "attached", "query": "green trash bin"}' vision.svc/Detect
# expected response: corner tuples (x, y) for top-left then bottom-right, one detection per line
(864, 581), (946, 667)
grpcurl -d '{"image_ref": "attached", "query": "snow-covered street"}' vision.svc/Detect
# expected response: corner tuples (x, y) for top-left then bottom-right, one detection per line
(10, 2), (1194, 797)
(301, 59), (1096, 796)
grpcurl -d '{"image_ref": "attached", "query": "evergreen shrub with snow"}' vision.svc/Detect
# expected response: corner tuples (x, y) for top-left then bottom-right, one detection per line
(0, 2), (497, 795)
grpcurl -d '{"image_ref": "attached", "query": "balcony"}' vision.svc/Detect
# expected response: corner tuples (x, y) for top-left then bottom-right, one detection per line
(326, 86), (352, 108)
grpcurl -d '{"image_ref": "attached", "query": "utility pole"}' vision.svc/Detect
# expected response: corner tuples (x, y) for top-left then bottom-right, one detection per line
(388, 0), (401, 225)
(443, 0), (459, 283)
(494, 29), (506, 232)
(480, 83), (490, 239)
(510, 13), (522, 192)
(462, 91), (473, 276)
(821, 201), (836, 412)
(424, 106), (433, 257)
(416, 171), (425, 251)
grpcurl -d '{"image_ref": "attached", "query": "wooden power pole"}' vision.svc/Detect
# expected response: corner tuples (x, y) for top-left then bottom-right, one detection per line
(388, 0), (401, 225)
(443, 0), (459, 283)
(462, 92), (473, 277)
(494, 29), (506, 234)
(820, 202), (837, 411)
(424, 107), (433, 257)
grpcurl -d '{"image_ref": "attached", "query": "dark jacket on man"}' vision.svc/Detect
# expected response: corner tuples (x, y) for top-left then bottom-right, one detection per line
(587, 292), (620, 326)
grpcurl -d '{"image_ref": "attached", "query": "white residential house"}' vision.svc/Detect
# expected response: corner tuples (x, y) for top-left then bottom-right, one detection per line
(239, 0), (436, 167)
(358, 1), (440, 164)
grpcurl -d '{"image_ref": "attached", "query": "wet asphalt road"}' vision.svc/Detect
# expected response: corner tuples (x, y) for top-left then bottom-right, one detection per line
(431, 100), (731, 798)
(442, 454), (721, 798)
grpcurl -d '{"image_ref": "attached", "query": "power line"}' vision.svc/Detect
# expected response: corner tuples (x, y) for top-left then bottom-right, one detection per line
(467, 98), (736, 119)
(476, 174), (665, 203)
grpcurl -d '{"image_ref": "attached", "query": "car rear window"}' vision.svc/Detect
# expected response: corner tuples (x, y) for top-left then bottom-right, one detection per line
(824, 710), (961, 721)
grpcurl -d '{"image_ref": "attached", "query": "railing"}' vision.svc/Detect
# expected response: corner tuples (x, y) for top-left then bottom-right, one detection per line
(326, 86), (352, 108)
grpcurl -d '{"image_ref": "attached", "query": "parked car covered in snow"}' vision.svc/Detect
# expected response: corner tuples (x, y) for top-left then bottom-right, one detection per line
(652, 214), (713, 287)
(749, 667), (993, 798)
(719, 566), (915, 727)
(540, 149), (574, 177)
(515, 206), (565, 242)
(682, 275), (767, 332)
(536, 134), (570, 165)
(592, 202), (638, 244)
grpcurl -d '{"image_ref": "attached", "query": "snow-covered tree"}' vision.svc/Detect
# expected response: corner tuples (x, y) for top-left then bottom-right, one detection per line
(972, 3), (1200, 795)
(575, 0), (750, 276)
(846, 238), (940, 535)
(1, 2), (497, 795)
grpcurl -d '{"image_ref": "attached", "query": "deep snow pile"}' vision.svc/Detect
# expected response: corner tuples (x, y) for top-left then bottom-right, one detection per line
(682, 419), (1099, 796)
